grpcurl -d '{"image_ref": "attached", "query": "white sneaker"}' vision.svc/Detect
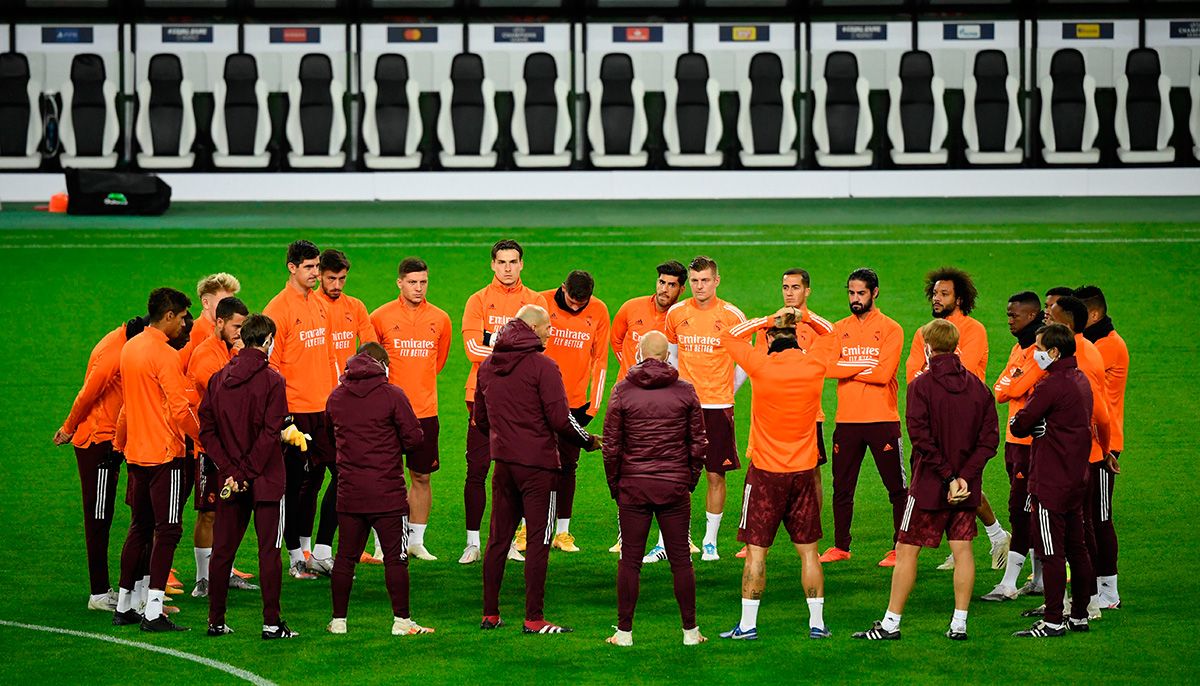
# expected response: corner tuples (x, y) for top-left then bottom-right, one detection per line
(683, 626), (707, 645)
(407, 544), (438, 561)
(392, 617), (434, 636)
(1017, 580), (1044, 597)
(327, 618), (347, 634)
(507, 544), (525, 562)
(1086, 598), (1102, 620)
(307, 556), (334, 576)
(608, 538), (622, 554)
(701, 543), (719, 561)
(606, 628), (633, 647)
(642, 545), (667, 564)
(87, 589), (117, 611)
(688, 537), (700, 554)
(936, 553), (955, 571)
(990, 533), (1012, 570)
(980, 584), (1020, 602)
(458, 545), (481, 565)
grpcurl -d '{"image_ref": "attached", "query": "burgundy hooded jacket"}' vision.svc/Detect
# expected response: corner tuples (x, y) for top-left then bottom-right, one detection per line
(602, 358), (707, 499)
(1010, 356), (1093, 512)
(326, 351), (424, 514)
(198, 347), (289, 502)
(905, 352), (999, 511)
(473, 319), (594, 471)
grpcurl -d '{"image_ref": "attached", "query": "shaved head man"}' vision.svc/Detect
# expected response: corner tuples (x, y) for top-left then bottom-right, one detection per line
(638, 331), (669, 360)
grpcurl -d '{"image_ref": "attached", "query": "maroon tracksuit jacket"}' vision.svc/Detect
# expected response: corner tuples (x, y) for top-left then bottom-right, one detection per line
(326, 353), (425, 514)
(198, 347), (288, 501)
(904, 353), (999, 511)
(1010, 356), (1093, 513)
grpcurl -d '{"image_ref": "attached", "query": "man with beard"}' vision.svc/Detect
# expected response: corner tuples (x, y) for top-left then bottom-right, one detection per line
(820, 268), (906, 568)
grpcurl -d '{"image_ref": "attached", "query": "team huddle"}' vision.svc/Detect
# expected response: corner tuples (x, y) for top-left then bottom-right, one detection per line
(55, 238), (1128, 643)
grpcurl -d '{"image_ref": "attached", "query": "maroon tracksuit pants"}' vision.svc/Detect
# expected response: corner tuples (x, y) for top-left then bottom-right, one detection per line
(616, 481), (696, 632)
(118, 458), (191, 592)
(332, 511), (411, 619)
(1030, 499), (1094, 625)
(207, 494), (283, 626)
(75, 441), (123, 595)
(464, 401), (492, 532)
(1005, 443), (1032, 555)
(1088, 462), (1118, 577)
(283, 411), (335, 552)
(831, 422), (906, 551)
(483, 461), (556, 621)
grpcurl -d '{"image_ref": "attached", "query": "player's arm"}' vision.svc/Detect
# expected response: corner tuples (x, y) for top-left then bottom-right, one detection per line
(355, 301), (378, 346)
(728, 316), (769, 341)
(61, 348), (117, 438)
(245, 377), (289, 481)
(906, 382), (952, 480)
(472, 381), (490, 435)
(664, 309), (680, 368)
(435, 311), (452, 373)
(461, 294), (492, 363)
(197, 379), (234, 477)
(391, 388), (426, 455)
(586, 308), (611, 416)
(801, 310), (835, 337)
(1004, 357), (1045, 400)
(601, 388), (624, 498)
(961, 394), (1000, 482)
(904, 330), (925, 384)
(1091, 375), (1112, 456)
(1010, 381), (1054, 439)
(959, 325), (988, 382)
(540, 363), (594, 449)
(720, 332), (767, 378)
(262, 301), (286, 372)
(609, 302), (629, 366)
(158, 350), (200, 441)
(856, 323), (904, 385)
(686, 386), (708, 490)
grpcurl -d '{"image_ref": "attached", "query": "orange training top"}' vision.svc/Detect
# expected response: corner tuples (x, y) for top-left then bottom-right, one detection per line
(177, 313), (214, 371)
(828, 308), (904, 424)
(905, 310), (989, 384)
(664, 296), (747, 407)
(318, 290), (378, 383)
(541, 289), (611, 415)
(611, 295), (669, 381)
(1077, 334), (1112, 462)
(729, 309), (834, 422)
(186, 333), (236, 454)
(1092, 330), (1128, 452)
(370, 297), (453, 419)
(263, 284), (335, 414)
(119, 327), (200, 465)
(62, 325), (127, 449)
(461, 277), (548, 402)
(993, 342), (1035, 446)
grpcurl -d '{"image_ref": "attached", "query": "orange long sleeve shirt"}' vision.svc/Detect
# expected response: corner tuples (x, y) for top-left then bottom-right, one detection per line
(905, 310), (989, 383)
(62, 325), (127, 448)
(370, 298), (453, 419)
(318, 290), (377, 383)
(541, 289), (611, 415)
(263, 284), (335, 414)
(664, 297), (747, 407)
(186, 334), (236, 454)
(177, 314), (214, 371)
(120, 327), (200, 466)
(729, 309), (834, 422)
(1092, 330), (1129, 452)
(993, 342), (1035, 446)
(610, 295), (669, 381)
(828, 308), (904, 424)
(721, 331), (834, 472)
(1007, 335), (1111, 461)
(461, 277), (548, 402)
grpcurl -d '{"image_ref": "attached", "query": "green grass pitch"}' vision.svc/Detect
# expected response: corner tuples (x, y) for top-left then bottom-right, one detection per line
(0, 197), (1198, 684)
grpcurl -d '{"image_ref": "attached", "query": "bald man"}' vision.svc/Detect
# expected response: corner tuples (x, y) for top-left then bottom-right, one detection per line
(603, 331), (707, 646)
(475, 306), (601, 634)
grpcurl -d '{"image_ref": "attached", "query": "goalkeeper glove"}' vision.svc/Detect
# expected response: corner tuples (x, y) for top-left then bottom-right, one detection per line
(281, 424), (312, 452)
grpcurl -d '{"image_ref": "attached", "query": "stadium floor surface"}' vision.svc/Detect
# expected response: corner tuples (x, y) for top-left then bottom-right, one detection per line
(1, 196), (1197, 684)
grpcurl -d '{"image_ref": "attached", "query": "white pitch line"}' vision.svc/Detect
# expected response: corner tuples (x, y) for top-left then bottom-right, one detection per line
(0, 620), (277, 686)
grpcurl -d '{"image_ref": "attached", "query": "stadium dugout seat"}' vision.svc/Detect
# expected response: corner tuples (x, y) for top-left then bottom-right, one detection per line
(587, 53), (648, 168)
(812, 51), (873, 168)
(1039, 49), (1100, 164)
(0, 53), (42, 169)
(1193, 62), (1200, 160)
(887, 50), (948, 165)
(135, 54), (196, 169)
(437, 53), (498, 169)
(363, 53), (422, 170)
(737, 52), (797, 168)
(663, 53), (722, 168)
(58, 53), (119, 169)
(286, 54), (347, 169)
(511, 52), (571, 168)
(963, 49), (1022, 165)
(212, 54), (271, 169)
(1115, 48), (1174, 164)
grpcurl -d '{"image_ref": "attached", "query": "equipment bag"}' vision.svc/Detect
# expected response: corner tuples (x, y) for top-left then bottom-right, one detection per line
(66, 170), (172, 216)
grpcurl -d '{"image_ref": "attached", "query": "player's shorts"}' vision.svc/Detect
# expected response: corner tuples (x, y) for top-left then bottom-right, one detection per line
(898, 495), (977, 548)
(406, 416), (441, 474)
(702, 407), (740, 473)
(816, 421), (827, 467)
(737, 464), (822, 547)
(193, 453), (220, 512)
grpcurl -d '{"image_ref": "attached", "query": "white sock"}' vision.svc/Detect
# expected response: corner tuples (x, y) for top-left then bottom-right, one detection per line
(1032, 555), (1044, 588)
(518, 518), (526, 529)
(951, 608), (968, 633)
(137, 575), (150, 610)
(556, 518), (570, 535)
(739, 598), (760, 630)
(373, 528), (385, 559)
(194, 547), (212, 582)
(299, 536), (312, 554)
(116, 588), (132, 613)
(313, 543), (333, 560)
(881, 610), (902, 632)
(1001, 551), (1026, 588)
(985, 520), (1006, 543)
(807, 597), (825, 630)
(466, 530), (481, 548)
(144, 589), (165, 621)
(409, 523), (427, 547)
(704, 511), (723, 546)
(1098, 574), (1119, 600)
(288, 548), (304, 565)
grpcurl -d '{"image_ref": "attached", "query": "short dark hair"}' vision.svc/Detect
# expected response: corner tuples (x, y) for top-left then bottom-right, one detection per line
(1055, 295), (1089, 333)
(783, 268), (810, 287)
(357, 341), (389, 365)
(147, 287), (191, 323)
(564, 270), (594, 301)
(1073, 285), (1107, 315)
(1045, 286), (1074, 298)
(215, 296), (249, 322)
(1009, 290), (1042, 308)
(1038, 323), (1076, 358)
(491, 239), (523, 260)
(287, 240), (320, 267)
(689, 256), (718, 275)
(399, 257), (429, 277)
(925, 266), (978, 316)
(319, 249), (351, 273)
(656, 260), (687, 283)
(240, 313), (276, 348)
(847, 267), (879, 291)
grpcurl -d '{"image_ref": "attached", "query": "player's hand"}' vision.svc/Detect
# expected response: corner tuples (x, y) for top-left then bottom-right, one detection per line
(232, 337), (245, 351)
(588, 435), (603, 452)
(947, 478), (970, 504)
(1104, 452), (1121, 474)
(1031, 418), (1047, 438)
(53, 429), (73, 446)
(772, 306), (800, 320)
(1011, 367), (1024, 378)
(281, 424), (312, 452)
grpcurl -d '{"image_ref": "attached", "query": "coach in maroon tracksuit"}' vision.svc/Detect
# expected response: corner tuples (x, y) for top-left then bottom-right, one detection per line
(603, 331), (707, 646)
(325, 343), (433, 636)
(1010, 323), (1095, 638)
(198, 314), (296, 639)
(475, 307), (600, 634)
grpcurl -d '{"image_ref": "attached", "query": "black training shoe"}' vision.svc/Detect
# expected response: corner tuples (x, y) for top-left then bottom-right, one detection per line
(262, 621), (299, 640)
(481, 616), (504, 630)
(207, 623), (234, 637)
(1020, 604), (1046, 618)
(141, 615), (189, 632)
(1068, 618), (1090, 633)
(1013, 620), (1065, 638)
(112, 609), (143, 626)
(945, 627), (968, 641)
(852, 621), (901, 640)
